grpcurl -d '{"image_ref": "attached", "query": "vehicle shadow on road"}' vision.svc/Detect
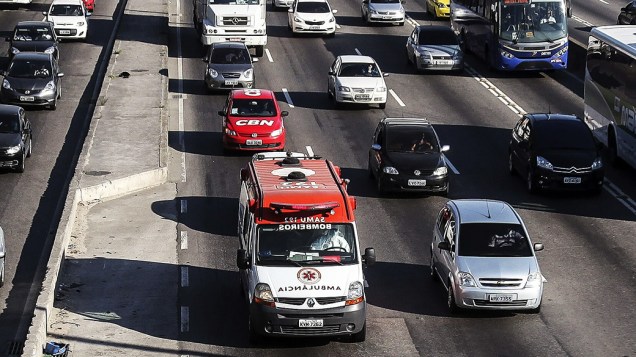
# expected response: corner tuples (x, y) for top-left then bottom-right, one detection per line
(152, 195), (238, 236)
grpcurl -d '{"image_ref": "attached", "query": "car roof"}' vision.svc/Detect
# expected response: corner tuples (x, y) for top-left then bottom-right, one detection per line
(383, 117), (432, 127)
(230, 89), (275, 100)
(51, 0), (84, 5)
(297, 0), (329, 3)
(449, 199), (522, 225)
(417, 25), (454, 32)
(525, 113), (582, 123)
(212, 42), (248, 49)
(16, 21), (54, 28)
(0, 104), (21, 117)
(12, 52), (52, 61)
(339, 55), (375, 64)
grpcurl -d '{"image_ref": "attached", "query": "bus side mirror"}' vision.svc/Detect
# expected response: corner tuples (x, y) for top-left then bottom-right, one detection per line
(237, 249), (250, 269)
(363, 247), (376, 266)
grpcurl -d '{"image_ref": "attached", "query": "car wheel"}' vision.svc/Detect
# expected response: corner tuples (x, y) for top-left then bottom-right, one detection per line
(367, 159), (374, 178)
(49, 99), (57, 111)
(248, 316), (264, 345)
(376, 176), (386, 195)
(430, 252), (438, 282)
(27, 140), (32, 158)
(447, 284), (459, 314)
(15, 152), (25, 173)
(529, 304), (541, 314)
(58, 84), (62, 99)
(350, 322), (366, 342)
(608, 129), (622, 167)
(441, 181), (449, 197)
(508, 152), (516, 175)
(527, 169), (537, 194)
(379, 102), (386, 109)
(328, 31), (335, 38)
(0, 260), (4, 288)
(332, 92), (341, 109)
(255, 46), (264, 58)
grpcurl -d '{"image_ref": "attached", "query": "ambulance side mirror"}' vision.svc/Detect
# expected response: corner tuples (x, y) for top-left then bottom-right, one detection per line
(237, 249), (250, 269)
(240, 168), (249, 181)
(363, 247), (376, 266)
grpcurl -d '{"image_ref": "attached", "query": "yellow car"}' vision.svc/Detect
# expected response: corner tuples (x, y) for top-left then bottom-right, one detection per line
(426, 0), (450, 19)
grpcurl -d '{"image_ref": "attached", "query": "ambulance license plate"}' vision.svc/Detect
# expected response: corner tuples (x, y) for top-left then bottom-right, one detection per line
(245, 139), (262, 146)
(563, 177), (581, 184)
(19, 96), (35, 102)
(488, 294), (515, 302)
(408, 179), (427, 186)
(299, 319), (323, 327)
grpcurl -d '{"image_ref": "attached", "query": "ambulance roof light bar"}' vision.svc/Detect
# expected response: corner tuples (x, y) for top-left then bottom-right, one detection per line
(253, 151), (321, 162)
(270, 202), (340, 213)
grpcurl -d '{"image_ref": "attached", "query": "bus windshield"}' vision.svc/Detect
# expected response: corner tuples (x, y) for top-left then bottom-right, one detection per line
(500, 2), (567, 43)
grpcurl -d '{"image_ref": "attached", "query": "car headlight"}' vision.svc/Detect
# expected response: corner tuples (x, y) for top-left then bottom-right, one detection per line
(453, 53), (463, 60)
(399, 6), (405, 13)
(383, 166), (399, 175)
(2, 79), (11, 90)
(525, 272), (542, 288)
(417, 50), (431, 58)
(346, 281), (364, 305)
(44, 80), (56, 92)
(591, 157), (603, 170)
(369, 9), (378, 14)
(44, 46), (56, 54)
(253, 283), (275, 306)
(77, 21), (85, 26)
(11, 47), (20, 55)
(377, 86), (386, 92)
(458, 271), (476, 287)
(224, 127), (237, 136)
(433, 166), (447, 176)
(243, 68), (253, 79)
(208, 68), (218, 78)
(6, 145), (21, 155)
(294, 15), (302, 23)
(437, 2), (447, 8)
(270, 127), (283, 137)
(329, 16), (335, 23)
(338, 86), (350, 92)
(500, 50), (514, 59)
(536, 156), (553, 170)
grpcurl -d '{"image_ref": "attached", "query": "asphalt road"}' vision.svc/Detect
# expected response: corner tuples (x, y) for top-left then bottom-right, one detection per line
(2, 0), (636, 355)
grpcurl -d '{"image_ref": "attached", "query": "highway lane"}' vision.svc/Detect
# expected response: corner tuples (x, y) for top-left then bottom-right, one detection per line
(0, 0), (119, 353)
(167, 0), (636, 355)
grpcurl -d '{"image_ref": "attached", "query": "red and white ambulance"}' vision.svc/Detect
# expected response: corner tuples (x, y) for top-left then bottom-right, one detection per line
(237, 151), (376, 343)
(218, 89), (287, 152)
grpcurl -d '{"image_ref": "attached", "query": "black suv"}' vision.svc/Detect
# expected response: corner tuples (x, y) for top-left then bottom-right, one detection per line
(617, 1), (636, 24)
(508, 113), (604, 194)
(368, 117), (450, 195)
(5, 21), (59, 60)
(0, 104), (32, 173)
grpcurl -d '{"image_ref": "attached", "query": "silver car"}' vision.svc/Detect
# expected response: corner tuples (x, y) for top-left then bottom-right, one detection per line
(0, 226), (5, 287)
(203, 42), (256, 92)
(361, 0), (405, 25)
(430, 199), (544, 313)
(406, 25), (463, 72)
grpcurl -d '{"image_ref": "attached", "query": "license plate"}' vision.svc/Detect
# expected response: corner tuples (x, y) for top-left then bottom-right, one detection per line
(299, 319), (323, 328)
(245, 139), (262, 146)
(19, 96), (35, 102)
(224, 80), (238, 85)
(408, 179), (427, 186)
(382, 16), (393, 19)
(355, 94), (370, 100)
(310, 25), (320, 30)
(564, 177), (581, 184)
(229, 37), (242, 42)
(488, 294), (515, 302)
(59, 30), (71, 34)
(435, 60), (453, 65)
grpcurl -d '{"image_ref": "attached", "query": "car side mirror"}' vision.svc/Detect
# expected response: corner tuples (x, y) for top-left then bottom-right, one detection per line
(281, 111), (289, 117)
(363, 0), (368, 3)
(288, 8), (293, 12)
(218, 110), (226, 116)
(58, 73), (64, 78)
(441, 145), (450, 152)
(437, 241), (451, 251)
(371, 143), (381, 151)
(363, 247), (376, 266)
(621, 7), (627, 11)
(0, 251), (4, 259)
(332, 9), (338, 14)
(401, 0), (406, 3)
(383, 73), (389, 77)
(328, 70), (334, 75)
(202, 56), (207, 62)
(252, 57), (259, 62)
(533, 243), (544, 252)
(86, 12), (92, 17)
(236, 249), (250, 269)
(42, 11), (47, 15)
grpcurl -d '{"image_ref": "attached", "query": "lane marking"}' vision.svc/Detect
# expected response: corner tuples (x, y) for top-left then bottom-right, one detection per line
(444, 155), (460, 175)
(603, 179), (636, 216)
(282, 88), (295, 108)
(306, 145), (314, 157)
(180, 306), (189, 332)
(571, 15), (595, 28)
(354, 48), (362, 55)
(180, 266), (189, 288)
(180, 199), (187, 214)
(388, 89), (406, 107)
(598, 0), (608, 4)
(176, 0), (186, 182)
(265, 48), (274, 63)
(336, 24), (341, 29)
(405, 15), (419, 27)
(180, 231), (188, 250)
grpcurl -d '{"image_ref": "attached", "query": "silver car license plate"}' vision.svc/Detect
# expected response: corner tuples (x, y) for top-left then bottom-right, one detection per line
(563, 177), (581, 184)
(435, 60), (453, 65)
(60, 29), (71, 34)
(224, 80), (238, 86)
(488, 294), (515, 302)
(408, 179), (427, 186)
(355, 94), (370, 100)
(299, 319), (323, 327)
(245, 139), (262, 146)
(19, 96), (35, 102)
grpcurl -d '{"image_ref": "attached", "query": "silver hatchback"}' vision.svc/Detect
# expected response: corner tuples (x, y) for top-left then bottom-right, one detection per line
(203, 42), (256, 92)
(430, 199), (544, 313)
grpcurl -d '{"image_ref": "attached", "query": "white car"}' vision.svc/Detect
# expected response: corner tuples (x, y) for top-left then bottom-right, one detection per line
(288, 0), (337, 36)
(43, 0), (90, 41)
(0, 226), (5, 287)
(327, 55), (388, 109)
(361, 0), (405, 25)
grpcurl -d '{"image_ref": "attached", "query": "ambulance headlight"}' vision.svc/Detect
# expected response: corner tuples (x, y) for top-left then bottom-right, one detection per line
(254, 283), (275, 306)
(383, 166), (399, 175)
(346, 281), (364, 306)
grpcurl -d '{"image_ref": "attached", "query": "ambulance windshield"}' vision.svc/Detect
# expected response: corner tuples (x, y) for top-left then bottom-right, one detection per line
(257, 224), (357, 265)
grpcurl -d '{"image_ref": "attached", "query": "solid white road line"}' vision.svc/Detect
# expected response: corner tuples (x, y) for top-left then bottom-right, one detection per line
(265, 48), (274, 63)
(354, 48), (362, 55)
(282, 88), (295, 108)
(388, 89), (406, 107)
(180, 266), (189, 288)
(180, 231), (188, 250)
(443, 155), (460, 175)
(176, 0), (186, 183)
(306, 145), (314, 157)
(180, 199), (187, 214)
(180, 306), (189, 332)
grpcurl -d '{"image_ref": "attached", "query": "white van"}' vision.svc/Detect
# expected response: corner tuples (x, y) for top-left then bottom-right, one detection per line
(43, 0), (90, 40)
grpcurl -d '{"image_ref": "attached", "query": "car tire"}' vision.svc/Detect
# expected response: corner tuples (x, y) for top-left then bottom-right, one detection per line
(58, 84), (62, 99)
(328, 31), (335, 38)
(430, 252), (438, 281)
(376, 176), (386, 195)
(527, 169), (537, 194)
(350, 322), (366, 342)
(379, 102), (386, 109)
(248, 316), (264, 345)
(607, 129), (622, 167)
(529, 304), (541, 314)
(441, 181), (449, 197)
(367, 159), (374, 179)
(508, 152), (516, 175)
(255, 46), (264, 58)
(447, 284), (459, 314)
(15, 152), (25, 173)
(27, 140), (32, 158)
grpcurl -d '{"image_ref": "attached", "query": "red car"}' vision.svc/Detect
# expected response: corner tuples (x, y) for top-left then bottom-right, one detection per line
(219, 89), (287, 152)
(83, 0), (94, 13)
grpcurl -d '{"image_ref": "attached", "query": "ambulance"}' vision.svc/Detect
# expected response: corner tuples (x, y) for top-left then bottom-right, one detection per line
(237, 151), (376, 343)
(219, 89), (287, 152)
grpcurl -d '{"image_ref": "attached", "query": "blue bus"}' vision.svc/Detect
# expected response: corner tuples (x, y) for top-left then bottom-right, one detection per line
(450, 0), (571, 71)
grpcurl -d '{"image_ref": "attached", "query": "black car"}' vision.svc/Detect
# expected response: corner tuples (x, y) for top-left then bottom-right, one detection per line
(617, 1), (636, 24)
(368, 117), (450, 195)
(0, 52), (63, 110)
(5, 21), (59, 60)
(508, 113), (604, 194)
(0, 104), (32, 173)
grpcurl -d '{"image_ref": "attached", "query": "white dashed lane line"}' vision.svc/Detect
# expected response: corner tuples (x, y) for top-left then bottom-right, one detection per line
(265, 48), (274, 63)
(180, 231), (188, 250)
(180, 306), (189, 333)
(354, 48), (362, 55)
(180, 199), (187, 214)
(388, 89), (406, 107)
(306, 145), (315, 157)
(282, 88), (295, 108)
(180, 266), (189, 288)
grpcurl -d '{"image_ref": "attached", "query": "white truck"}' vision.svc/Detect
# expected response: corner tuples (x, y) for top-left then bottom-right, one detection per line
(193, 0), (267, 57)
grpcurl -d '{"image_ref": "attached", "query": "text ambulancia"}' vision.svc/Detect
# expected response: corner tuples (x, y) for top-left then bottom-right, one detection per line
(237, 151), (376, 343)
